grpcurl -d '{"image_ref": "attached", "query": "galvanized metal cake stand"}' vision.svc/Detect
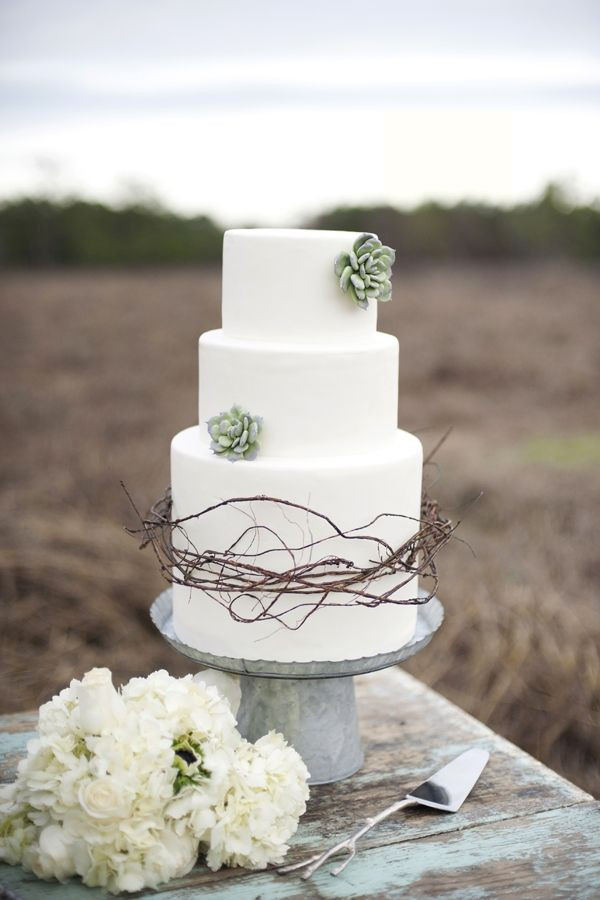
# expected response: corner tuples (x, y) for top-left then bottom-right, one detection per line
(150, 588), (443, 785)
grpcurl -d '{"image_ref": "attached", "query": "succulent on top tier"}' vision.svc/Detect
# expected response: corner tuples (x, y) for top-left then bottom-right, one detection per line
(207, 405), (262, 461)
(334, 233), (395, 310)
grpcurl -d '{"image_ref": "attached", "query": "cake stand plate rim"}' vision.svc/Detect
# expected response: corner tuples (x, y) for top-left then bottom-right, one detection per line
(150, 588), (443, 679)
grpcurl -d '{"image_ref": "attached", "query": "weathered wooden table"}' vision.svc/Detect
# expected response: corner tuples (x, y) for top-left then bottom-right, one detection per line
(1, 669), (599, 898)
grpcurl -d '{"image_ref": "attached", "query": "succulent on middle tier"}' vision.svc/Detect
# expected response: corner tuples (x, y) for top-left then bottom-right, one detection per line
(334, 232), (395, 310)
(207, 405), (262, 461)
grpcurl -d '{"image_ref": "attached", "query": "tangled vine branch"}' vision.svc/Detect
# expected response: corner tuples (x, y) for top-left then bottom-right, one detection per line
(125, 479), (455, 631)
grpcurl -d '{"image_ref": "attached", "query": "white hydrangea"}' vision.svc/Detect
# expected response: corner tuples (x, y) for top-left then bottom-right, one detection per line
(0, 668), (309, 894)
(206, 731), (310, 871)
(193, 669), (241, 717)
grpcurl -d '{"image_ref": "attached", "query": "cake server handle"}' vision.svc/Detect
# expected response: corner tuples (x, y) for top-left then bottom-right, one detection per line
(277, 797), (417, 879)
(278, 748), (489, 880)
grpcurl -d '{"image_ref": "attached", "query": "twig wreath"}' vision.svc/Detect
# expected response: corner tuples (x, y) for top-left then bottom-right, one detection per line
(125, 450), (455, 632)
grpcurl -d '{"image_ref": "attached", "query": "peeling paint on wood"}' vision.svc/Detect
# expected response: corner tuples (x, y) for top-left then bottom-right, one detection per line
(1, 669), (598, 898)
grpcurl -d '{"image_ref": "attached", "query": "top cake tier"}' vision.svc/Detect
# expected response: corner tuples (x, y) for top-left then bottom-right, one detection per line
(222, 229), (378, 344)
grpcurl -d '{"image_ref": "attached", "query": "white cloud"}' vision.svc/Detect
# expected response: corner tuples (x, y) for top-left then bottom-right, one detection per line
(1, 102), (598, 222)
(1, 3), (599, 219)
(1, 52), (599, 97)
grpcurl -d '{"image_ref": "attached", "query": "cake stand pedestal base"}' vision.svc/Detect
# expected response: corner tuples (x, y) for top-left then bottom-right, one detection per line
(150, 589), (443, 784)
(237, 674), (362, 785)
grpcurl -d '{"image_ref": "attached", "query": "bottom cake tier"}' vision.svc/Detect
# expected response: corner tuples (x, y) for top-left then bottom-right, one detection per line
(170, 426), (423, 662)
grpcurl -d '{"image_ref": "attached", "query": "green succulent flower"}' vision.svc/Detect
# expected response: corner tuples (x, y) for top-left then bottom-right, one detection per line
(207, 404), (262, 461)
(334, 232), (395, 310)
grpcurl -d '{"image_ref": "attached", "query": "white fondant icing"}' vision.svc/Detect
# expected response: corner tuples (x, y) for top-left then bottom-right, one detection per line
(222, 229), (378, 344)
(171, 426), (422, 662)
(198, 330), (399, 458)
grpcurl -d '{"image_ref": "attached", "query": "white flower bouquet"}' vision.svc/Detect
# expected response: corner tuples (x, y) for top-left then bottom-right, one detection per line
(0, 668), (309, 894)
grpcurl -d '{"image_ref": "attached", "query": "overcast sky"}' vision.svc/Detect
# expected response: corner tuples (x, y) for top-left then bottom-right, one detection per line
(1, 0), (599, 223)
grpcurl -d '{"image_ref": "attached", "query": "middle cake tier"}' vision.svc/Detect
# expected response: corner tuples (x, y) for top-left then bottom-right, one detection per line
(198, 330), (399, 458)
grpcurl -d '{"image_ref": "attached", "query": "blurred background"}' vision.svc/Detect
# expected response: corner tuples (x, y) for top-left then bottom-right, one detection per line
(1, 1), (598, 794)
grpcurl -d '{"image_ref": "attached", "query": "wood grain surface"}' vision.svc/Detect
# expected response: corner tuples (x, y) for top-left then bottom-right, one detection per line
(1, 669), (598, 898)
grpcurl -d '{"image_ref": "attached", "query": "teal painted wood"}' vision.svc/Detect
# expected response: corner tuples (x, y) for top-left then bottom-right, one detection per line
(1, 670), (598, 898)
(2, 804), (598, 899)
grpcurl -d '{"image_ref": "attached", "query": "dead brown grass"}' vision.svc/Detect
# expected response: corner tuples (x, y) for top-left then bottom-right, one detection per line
(0, 262), (599, 795)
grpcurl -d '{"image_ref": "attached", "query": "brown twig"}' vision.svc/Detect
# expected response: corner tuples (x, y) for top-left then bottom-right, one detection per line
(125, 481), (455, 631)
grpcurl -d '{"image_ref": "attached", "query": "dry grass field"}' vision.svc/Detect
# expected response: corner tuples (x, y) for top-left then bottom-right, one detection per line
(1, 262), (599, 795)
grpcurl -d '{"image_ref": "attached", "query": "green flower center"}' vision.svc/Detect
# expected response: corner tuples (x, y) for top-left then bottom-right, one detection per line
(172, 732), (211, 795)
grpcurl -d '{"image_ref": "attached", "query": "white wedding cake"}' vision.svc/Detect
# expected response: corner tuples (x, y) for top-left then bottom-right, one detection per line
(171, 229), (423, 662)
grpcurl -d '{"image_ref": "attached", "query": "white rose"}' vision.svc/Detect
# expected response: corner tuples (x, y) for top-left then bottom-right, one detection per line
(76, 668), (126, 735)
(78, 777), (131, 820)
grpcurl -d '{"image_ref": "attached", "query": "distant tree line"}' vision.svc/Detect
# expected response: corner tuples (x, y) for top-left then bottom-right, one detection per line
(310, 185), (600, 261)
(0, 199), (223, 266)
(0, 184), (598, 267)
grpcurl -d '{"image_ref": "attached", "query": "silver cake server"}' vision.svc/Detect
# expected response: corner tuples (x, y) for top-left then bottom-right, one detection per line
(278, 747), (489, 880)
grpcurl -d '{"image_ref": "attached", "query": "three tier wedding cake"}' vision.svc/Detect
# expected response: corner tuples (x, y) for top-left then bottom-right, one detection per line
(170, 229), (423, 662)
